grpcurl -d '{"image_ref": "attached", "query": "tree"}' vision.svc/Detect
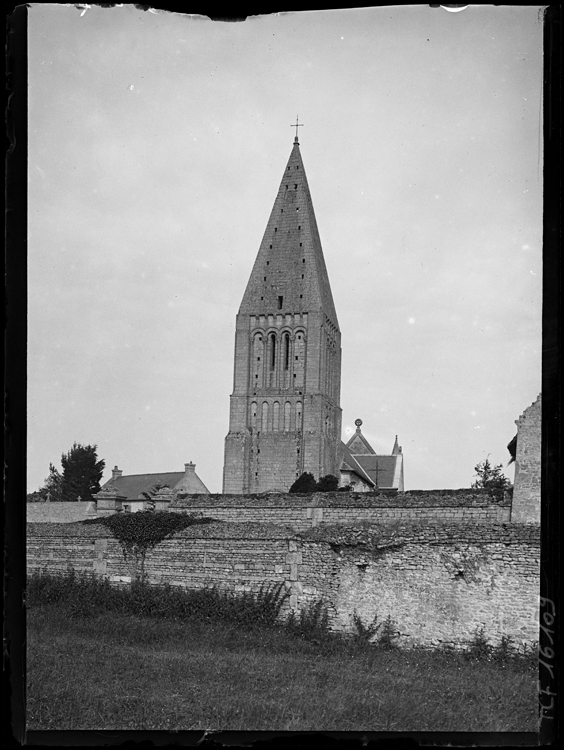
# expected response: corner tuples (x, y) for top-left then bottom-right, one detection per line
(472, 457), (512, 492)
(35, 463), (64, 502)
(60, 443), (105, 502)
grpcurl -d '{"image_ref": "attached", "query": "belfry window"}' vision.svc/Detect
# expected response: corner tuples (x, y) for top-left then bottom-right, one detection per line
(278, 295), (283, 310)
(283, 333), (290, 370)
(269, 333), (276, 370)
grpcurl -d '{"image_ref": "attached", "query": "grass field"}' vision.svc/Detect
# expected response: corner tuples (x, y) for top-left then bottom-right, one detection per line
(27, 603), (538, 732)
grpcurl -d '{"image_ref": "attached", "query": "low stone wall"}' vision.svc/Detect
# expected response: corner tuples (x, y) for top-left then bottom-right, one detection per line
(26, 501), (96, 524)
(27, 519), (539, 649)
(169, 489), (512, 529)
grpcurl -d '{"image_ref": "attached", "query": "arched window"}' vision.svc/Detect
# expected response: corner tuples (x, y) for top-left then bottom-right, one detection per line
(283, 332), (290, 370)
(269, 333), (276, 371)
(294, 332), (305, 388)
(250, 401), (258, 428)
(253, 333), (264, 389)
(261, 401), (269, 432)
(296, 401), (303, 430)
(273, 401), (280, 431)
(284, 401), (291, 431)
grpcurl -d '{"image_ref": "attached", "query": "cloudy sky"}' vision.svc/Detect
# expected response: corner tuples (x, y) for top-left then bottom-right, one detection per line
(27, 5), (543, 493)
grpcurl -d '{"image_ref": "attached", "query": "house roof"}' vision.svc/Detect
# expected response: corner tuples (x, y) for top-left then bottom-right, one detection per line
(101, 469), (209, 500)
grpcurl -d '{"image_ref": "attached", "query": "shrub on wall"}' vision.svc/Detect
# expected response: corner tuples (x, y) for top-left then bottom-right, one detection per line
(289, 472), (340, 493)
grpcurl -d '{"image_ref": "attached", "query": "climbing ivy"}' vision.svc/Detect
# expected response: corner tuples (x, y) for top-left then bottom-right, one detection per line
(82, 511), (215, 580)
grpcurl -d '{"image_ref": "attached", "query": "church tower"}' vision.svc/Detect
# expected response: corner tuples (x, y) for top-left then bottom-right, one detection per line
(223, 134), (342, 493)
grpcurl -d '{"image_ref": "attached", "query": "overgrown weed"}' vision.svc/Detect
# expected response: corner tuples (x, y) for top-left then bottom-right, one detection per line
(27, 571), (534, 667)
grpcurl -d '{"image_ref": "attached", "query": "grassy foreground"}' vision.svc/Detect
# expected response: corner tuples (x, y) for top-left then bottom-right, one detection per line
(27, 603), (538, 732)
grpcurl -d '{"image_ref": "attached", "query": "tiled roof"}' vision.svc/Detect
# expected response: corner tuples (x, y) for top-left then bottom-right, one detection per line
(339, 442), (375, 487)
(101, 470), (209, 500)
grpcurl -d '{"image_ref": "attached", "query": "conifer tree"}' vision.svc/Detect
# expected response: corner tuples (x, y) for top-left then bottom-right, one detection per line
(472, 457), (511, 492)
(60, 443), (105, 502)
(35, 463), (64, 502)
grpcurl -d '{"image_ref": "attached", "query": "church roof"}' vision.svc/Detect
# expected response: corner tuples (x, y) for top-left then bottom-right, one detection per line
(239, 137), (339, 326)
(101, 467), (210, 500)
(346, 428), (376, 455)
(340, 421), (403, 489)
(352, 454), (398, 489)
(340, 442), (376, 487)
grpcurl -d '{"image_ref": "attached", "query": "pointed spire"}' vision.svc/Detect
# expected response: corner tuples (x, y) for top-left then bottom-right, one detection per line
(239, 138), (338, 325)
(392, 435), (400, 455)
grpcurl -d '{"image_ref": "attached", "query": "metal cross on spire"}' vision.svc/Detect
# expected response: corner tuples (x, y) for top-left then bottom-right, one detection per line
(291, 116), (304, 141)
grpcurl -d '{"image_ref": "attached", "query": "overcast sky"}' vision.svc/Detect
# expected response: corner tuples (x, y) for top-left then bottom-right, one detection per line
(27, 5), (543, 493)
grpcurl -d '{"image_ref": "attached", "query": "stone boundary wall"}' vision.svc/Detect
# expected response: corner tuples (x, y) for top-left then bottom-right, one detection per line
(297, 524), (539, 648)
(27, 520), (539, 648)
(26, 501), (96, 524)
(170, 489), (511, 529)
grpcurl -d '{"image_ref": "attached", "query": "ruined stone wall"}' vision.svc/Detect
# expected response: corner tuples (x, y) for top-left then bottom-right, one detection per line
(27, 520), (539, 648)
(512, 394), (541, 523)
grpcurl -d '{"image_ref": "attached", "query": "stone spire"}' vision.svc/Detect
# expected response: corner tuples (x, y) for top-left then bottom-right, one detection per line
(223, 136), (342, 493)
(392, 435), (400, 454)
(238, 137), (338, 326)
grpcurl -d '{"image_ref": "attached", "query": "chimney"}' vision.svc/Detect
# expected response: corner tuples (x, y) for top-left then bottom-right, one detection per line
(112, 466), (123, 481)
(184, 462), (196, 475)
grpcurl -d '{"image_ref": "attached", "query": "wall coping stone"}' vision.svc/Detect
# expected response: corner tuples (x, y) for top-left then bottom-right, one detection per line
(171, 488), (510, 509)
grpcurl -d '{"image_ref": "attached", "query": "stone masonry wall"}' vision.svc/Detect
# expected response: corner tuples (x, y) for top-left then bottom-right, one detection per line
(169, 489), (511, 530)
(511, 394), (541, 523)
(27, 520), (539, 648)
(297, 524), (540, 648)
(26, 501), (96, 524)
